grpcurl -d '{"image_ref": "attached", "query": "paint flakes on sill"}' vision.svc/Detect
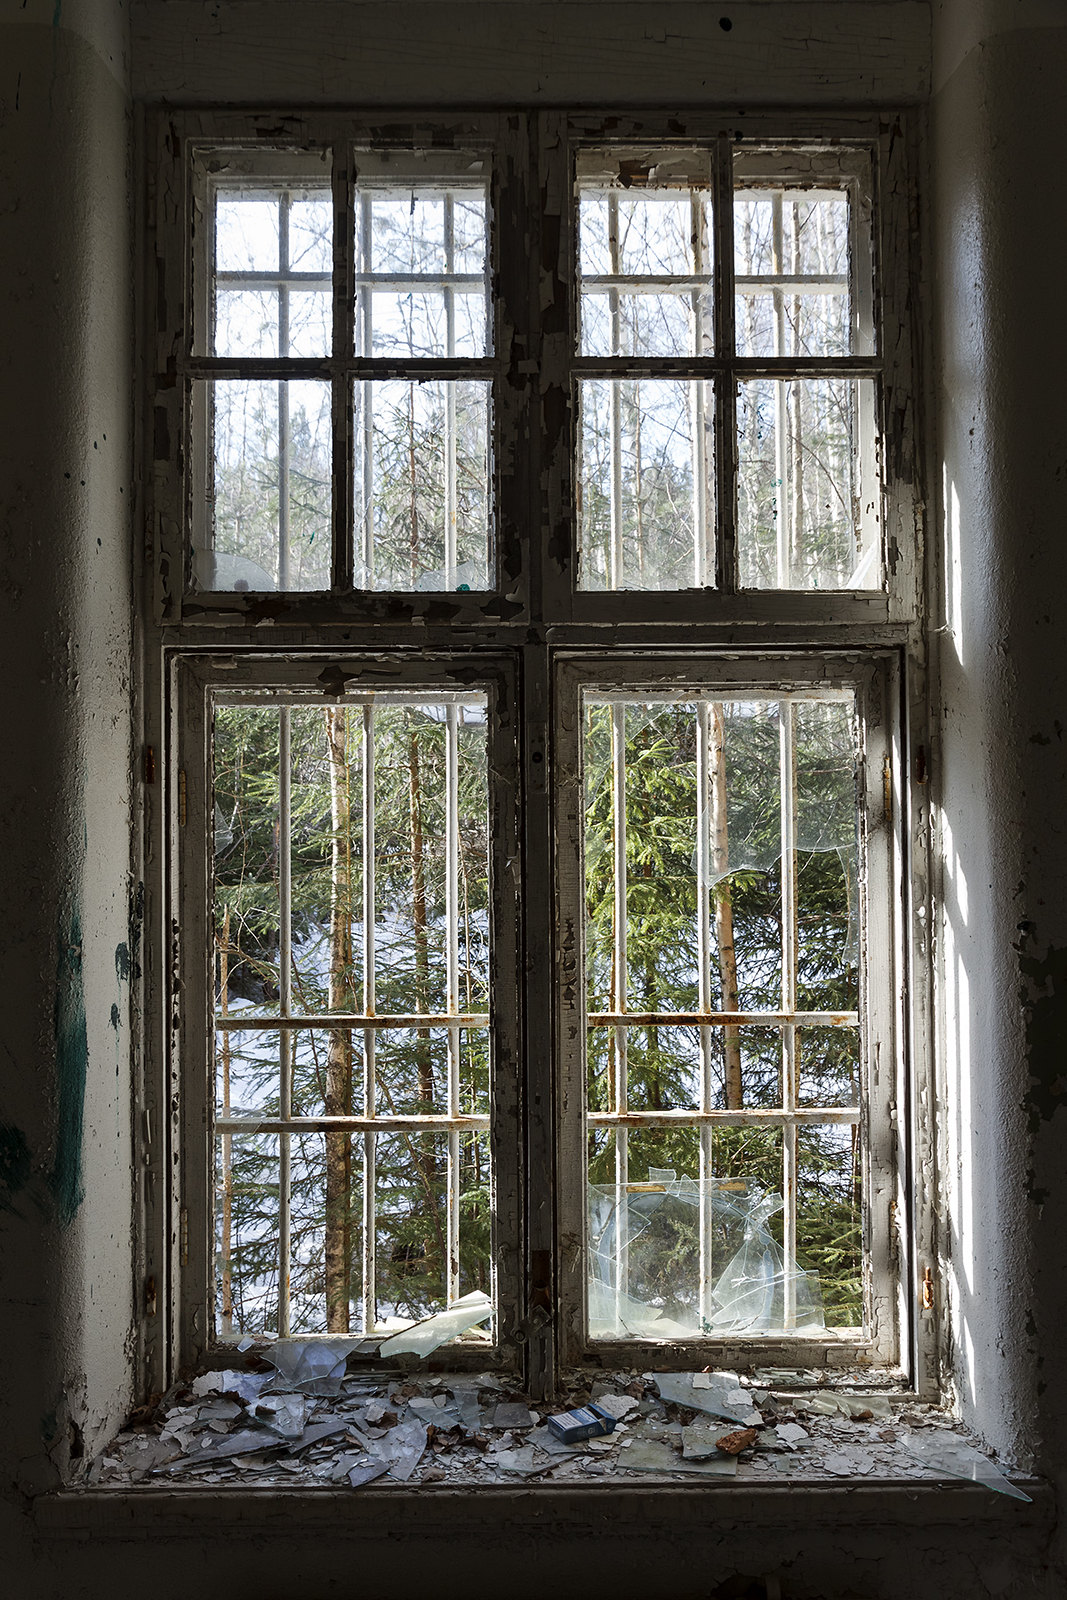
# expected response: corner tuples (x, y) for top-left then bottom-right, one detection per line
(85, 1369), (1030, 1498)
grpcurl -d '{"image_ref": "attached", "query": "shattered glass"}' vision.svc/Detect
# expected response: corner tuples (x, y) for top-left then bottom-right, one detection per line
(89, 1365), (1030, 1499)
(588, 1171), (824, 1339)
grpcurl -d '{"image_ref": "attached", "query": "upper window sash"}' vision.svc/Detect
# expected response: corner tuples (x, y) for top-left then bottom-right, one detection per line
(150, 110), (919, 630)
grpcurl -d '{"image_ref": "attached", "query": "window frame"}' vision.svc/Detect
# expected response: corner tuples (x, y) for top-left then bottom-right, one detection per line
(143, 106), (932, 1400)
(171, 650), (524, 1373)
(553, 650), (906, 1370)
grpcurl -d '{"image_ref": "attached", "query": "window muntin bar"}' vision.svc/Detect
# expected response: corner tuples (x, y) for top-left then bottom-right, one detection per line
(211, 690), (492, 1340)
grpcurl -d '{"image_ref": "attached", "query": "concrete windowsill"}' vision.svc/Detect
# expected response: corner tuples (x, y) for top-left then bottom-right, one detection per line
(36, 1476), (1052, 1537)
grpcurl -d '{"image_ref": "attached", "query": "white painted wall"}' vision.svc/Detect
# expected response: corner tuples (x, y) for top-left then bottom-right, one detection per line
(931, 0), (1067, 1529)
(0, 0), (134, 1510)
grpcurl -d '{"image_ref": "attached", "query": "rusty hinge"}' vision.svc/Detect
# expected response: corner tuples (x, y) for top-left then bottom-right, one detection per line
(144, 745), (156, 785)
(921, 1264), (934, 1311)
(177, 769), (187, 827)
(915, 743), (928, 785)
(180, 1206), (189, 1267)
(883, 756), (892, 821)
(144, 1275), (157, 1317)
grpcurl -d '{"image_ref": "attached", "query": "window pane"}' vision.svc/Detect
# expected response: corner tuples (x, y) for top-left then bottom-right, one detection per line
(293, 1128), (364, 1334)
(578, 149), (714, 357)
(354, 181), (489, 358)
(374, 1130), (492, 1328)
(797, 1027), (860, 1110)
(586, 1126), (825, 1340)
(796, 1122), (863, 1328)
(733, 147), (873, 358)
(211, 688), (493, 1343)
(355, 379), (490, 591)
(214, 704), (282, 1010)
(578, 379), (713, 590)
(737, 377), (880, 591)
(215, 1130), (281, 1337)
(210, 183), (332, 358)
(196, 378), (332, 592)
(794, 698), (860, 1010)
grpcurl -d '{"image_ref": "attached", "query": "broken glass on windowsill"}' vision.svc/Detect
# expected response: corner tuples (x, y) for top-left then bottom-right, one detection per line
(84, 1362), (1032, 1501)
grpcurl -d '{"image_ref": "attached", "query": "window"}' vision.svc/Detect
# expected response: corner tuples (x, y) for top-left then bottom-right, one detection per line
(151, 112), (922, 1390)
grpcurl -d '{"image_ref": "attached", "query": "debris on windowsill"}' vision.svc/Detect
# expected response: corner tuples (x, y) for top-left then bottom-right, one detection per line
(84, 1367), (1032, 1499)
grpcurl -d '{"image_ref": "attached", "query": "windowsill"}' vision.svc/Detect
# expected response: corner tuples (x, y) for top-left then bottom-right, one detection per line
(39, 1367), (1042, 1535)
(36, 1476), (1052, 1536)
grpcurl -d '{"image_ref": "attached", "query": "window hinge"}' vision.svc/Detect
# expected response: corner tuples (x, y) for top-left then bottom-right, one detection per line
(921, 1264), (935, 1311)
(883, 756), (892, 821)
(915, 743), (927, 785)
(177, 769), (187, 827)
(180, 1206), (189, 1267)
(144, 1275), (157, 1317)
(144, 745), (156, 785)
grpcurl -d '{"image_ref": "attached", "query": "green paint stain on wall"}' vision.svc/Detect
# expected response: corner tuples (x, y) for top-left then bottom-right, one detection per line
(0, 1124), (31, 1210)
(52, 913), (87, 1226)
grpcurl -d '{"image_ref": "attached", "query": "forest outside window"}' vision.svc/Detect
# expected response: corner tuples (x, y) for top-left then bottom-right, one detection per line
(157, 113), (920, 1383)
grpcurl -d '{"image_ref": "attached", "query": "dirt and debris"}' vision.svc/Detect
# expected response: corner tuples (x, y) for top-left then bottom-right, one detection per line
(88, 1366), (1031, 1497)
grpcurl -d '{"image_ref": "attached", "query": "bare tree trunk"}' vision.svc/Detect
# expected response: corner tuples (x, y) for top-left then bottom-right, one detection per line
(323, 706), (353, 1332)
(709, 703), (743, 1109)
(408, 730), (434, 1111)
(409, 389), (420, 582)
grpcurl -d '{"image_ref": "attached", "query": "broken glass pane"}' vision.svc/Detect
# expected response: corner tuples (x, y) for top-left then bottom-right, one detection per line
(587, 1161), (823, 1339)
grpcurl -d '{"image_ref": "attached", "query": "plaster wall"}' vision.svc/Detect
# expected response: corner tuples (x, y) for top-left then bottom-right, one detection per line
(931, 0), (1067, 1521)
(0, 0), (135, 1520)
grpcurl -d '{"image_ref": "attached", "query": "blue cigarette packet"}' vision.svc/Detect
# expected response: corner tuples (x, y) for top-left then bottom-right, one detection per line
(546, 1404), (618, 1443)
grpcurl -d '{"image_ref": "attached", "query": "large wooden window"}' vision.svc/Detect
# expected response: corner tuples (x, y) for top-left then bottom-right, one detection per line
(150, 111), (924, 1392)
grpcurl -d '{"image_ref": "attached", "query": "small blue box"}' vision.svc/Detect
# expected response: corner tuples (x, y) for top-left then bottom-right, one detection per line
(546, 1404), (618, 1443)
